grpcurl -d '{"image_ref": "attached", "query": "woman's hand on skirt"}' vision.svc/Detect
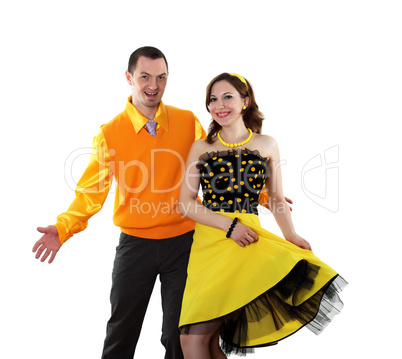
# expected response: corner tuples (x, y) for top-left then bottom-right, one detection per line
(287, 235), (312, 251)
(230, 223), (259, 247)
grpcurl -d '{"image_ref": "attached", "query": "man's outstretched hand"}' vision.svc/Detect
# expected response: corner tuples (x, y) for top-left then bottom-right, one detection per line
(33, 225), (61, 264)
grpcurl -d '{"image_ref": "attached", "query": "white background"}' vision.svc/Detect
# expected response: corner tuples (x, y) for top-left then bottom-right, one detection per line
(1, 0), (401, 358)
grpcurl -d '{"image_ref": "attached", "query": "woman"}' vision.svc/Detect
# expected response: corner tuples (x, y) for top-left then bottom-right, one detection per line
(178, 73), (346, 358)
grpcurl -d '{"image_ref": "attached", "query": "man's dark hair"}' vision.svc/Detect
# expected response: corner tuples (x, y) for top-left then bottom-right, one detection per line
(128, 46), (168, 74)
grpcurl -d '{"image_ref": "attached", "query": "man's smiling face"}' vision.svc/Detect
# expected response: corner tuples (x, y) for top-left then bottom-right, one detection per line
(126, 56), (168, 116)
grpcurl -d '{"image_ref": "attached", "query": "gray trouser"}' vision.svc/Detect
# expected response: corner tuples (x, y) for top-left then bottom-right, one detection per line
(101, 230), (194, 359)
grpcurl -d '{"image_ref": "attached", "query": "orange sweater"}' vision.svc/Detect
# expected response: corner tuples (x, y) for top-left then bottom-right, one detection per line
(55, 97), (206, 244)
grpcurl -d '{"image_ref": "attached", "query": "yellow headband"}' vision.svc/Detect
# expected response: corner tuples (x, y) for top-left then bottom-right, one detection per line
(229, 73), (248, 88)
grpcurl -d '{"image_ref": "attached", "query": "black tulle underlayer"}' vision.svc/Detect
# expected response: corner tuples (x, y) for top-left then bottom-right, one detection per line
(181, 260), (347, 356)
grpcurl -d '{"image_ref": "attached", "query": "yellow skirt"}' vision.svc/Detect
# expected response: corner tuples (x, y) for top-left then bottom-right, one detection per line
(179, 212), (346, 354)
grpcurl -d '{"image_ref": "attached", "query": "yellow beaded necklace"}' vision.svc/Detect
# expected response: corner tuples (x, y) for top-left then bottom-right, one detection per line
(217, 128), (253, 148)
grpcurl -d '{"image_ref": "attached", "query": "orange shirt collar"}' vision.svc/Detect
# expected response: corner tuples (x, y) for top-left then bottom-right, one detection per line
(125, 95), (169, 134)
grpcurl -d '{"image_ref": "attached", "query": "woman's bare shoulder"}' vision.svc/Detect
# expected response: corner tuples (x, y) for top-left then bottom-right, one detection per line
(253, 133), (279, 153)
(188, 138), (218, 160)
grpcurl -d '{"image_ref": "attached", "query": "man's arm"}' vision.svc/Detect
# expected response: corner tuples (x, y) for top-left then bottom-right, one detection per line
(258, 186), (293, 211)
(194, 115), (207, 141)
(32, 129), (113, 263)
(33, 225), (61, 264)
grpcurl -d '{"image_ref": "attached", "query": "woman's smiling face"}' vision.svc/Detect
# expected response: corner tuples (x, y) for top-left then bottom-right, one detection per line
(208, 80), (249, 127)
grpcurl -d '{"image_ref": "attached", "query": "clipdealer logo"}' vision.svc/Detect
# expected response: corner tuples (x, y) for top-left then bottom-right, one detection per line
(64, 147), (186, 196)
(63, 145), (340, 213)
(301, 145), (340, 213)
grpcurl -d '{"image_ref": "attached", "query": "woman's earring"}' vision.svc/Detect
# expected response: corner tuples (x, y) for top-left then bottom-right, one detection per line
(243, 105), (247, 110)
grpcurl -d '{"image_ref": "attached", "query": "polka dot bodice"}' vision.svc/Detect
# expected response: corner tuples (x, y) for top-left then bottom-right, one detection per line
(197, 149), (269, 215)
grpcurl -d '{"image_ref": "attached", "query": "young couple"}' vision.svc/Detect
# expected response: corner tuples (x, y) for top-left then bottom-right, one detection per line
(33, 46), (346, 359)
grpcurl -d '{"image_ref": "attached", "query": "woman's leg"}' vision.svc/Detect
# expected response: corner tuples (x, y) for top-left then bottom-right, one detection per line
(209, 331), (227, 359)
(181, 332), (214, 359)
(180, 319), (224, 359)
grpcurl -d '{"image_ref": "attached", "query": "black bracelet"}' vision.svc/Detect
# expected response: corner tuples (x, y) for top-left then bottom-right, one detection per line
(226, 217), (239, 238)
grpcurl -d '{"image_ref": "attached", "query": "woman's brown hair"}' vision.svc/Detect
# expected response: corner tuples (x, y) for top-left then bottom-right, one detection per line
(205, 73), (264, 144)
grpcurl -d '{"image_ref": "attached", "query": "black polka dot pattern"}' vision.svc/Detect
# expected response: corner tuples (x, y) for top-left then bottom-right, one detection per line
(197, 149), (269, 215)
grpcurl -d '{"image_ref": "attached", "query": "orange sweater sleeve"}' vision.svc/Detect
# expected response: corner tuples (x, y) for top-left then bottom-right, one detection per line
(258, 186), (269, 207)
(194, 115), (207, 140)
(55, 130), (112, 244)
(193, 115), (206, 204)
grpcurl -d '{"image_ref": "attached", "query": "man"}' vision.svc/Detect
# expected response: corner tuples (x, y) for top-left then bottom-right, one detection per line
(32, 46), (206, 359)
